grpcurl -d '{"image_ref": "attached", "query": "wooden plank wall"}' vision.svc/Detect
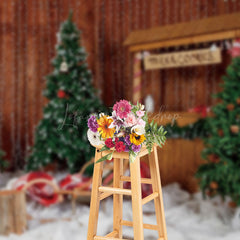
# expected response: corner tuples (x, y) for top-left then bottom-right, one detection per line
(0, 0), (239, 169)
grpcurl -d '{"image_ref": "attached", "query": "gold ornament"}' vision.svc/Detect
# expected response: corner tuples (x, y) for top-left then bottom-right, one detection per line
(210, 181), (218, 190)
(230, 125), (239, 134)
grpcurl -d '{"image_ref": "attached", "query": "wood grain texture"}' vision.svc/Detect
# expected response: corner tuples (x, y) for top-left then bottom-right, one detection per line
(0, 190), (27, 235)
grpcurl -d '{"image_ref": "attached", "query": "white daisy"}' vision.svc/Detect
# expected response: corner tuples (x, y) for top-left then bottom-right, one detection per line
(87, 129), (103, 146)
(131, 125), (145, 135)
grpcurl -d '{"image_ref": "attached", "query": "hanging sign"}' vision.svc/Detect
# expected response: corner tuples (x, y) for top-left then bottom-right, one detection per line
(144, 48), (221, 70)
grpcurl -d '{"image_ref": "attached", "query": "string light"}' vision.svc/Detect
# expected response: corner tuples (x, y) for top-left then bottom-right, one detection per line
(0, 0), (5, 149)
(99, 0), (105, 100)
(127, 0), (133, 102)
(141, 0), (147, 104)
(15, 0), (23, 167)
(11, 0), (16, 167)
(93, 0), (100, 93)
(23, 0), (29, 165)
(116, 0), (121, 102)
(31, 0), (37, 149)
(119, 0), (125, 103)
(151, 0), (156, 110)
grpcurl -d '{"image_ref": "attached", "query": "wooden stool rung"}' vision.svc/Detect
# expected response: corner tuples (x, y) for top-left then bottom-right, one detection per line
(99, 186), (132, 196)
(120, 176), (152, 184)
(105, 230), (118, 237)
(142, 192), (159, 205)
(99, 192), (113, 201)
(121, 220), (159, 231)
(158, 238), (165, 240)
(94, 237), (129, 240)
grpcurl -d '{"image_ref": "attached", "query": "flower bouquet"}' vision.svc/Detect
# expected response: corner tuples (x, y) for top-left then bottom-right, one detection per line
(87, 100), (167, 163)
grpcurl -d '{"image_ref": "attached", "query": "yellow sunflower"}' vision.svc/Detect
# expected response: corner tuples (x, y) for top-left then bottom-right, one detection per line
(129, 133), (146, 145)
(97, 115), (115, 139)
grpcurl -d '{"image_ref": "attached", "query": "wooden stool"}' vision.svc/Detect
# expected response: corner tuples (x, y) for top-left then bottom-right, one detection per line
(87, 145), (168, 240)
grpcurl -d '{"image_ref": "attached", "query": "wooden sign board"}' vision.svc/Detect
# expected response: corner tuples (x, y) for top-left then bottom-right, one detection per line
(144, 48), (222, 70)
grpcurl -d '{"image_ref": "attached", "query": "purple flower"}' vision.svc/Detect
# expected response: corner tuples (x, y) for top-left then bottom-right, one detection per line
(88, 115), (99, 132)
(125, 135), (131, 146)
(124, 145), (130, 152)
(132, 144), (141, 153)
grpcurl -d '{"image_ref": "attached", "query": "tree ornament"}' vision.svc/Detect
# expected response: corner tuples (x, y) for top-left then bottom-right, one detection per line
(208, 154), (220, 163)
(218, 129), (224, 137)
(228, 201), (237, 208)
(236, 98), (240, 105)
(57, 89), (67, 98)
(227, 103), (235, 111)
(60, 61), (68, 73)
(230, 125), (239, 134)
(229, 39), (240, 58)
(210, 181), (218, 190)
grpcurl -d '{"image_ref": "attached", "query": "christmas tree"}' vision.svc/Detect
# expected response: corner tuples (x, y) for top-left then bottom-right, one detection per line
(26, 13), (105, 173)
(196, 54), (240, 206)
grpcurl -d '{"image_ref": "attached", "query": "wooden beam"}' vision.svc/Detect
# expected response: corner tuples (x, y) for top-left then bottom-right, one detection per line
(98, 186), (132, 196)
(129, 30), (240, 52)
(121, 220), (159, 231)
(120, 176), (152, 184)
(142, 192), (159, 205)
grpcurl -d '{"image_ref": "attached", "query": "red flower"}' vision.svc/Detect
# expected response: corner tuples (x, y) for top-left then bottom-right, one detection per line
(105, 138), (114, 148)
(115, 141), (125, 152)
(57, 90), (66, 98)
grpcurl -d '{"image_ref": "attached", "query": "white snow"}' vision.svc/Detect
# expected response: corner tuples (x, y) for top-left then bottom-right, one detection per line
(0, 173), (240, 240)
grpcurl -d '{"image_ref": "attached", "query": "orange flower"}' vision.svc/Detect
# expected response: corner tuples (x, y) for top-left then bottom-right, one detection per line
(97, 116), (115, 139)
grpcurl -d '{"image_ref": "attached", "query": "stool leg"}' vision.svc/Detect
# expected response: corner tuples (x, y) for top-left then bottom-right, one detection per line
(113, 158), (123, 237)
(149, 146), (168, 240)
(130, 157), (144, 240)
(87, 150), (104, 240)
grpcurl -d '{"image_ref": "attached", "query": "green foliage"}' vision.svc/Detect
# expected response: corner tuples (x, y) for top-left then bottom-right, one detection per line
(26, 13), (105, 173)
(196, 56), (240, 205)
(164, 118), (209, 139)
(0, 150), (8, 172)
(145, 120), (167, 154)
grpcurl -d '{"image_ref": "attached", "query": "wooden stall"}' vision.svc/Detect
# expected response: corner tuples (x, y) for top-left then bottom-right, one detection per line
(124, 12), (240, 192)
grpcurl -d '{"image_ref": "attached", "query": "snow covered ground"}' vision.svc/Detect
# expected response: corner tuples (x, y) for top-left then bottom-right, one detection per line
(0, 173), (240, 240)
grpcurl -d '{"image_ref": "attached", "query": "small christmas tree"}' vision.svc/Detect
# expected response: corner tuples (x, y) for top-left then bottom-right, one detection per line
(196, 53), (240, 205)
(26, 12), (104, 173)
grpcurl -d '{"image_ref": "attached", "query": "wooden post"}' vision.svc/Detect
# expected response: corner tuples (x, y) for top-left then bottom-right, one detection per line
(133, 52), (142, 104)
(0, 190), (27, 235)
(130, 156), (144, 240)
(149, 146), (168, 240)
(87, 150), (104, 240)
(113, 158), (123, 238)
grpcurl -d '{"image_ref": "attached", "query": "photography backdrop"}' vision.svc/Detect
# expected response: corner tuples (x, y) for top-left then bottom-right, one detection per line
(0, 0), (239, 168)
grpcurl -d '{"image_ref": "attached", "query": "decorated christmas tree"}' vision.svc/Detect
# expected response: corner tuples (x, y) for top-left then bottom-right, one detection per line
(196, 52), (240, 205)
(26, 13), (104, 173)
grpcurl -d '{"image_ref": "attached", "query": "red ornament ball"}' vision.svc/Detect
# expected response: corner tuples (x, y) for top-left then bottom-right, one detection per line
(227, 104), (235, 111)
(57, 90), (66, 98)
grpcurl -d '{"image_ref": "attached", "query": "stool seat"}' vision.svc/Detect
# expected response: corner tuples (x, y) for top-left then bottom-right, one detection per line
(87, 145), (168, 240)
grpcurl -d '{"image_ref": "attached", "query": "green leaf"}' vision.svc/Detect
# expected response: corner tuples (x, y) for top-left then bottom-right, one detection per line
(99, 146), (110, 152)
(96, 152), (113, 163)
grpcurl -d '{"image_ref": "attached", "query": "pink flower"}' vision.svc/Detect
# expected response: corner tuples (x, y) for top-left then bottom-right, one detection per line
(113, 100), (132, 119)
(125, 113), (137, 127)
(136, 110), (145, 117)
(137, 119), (146, 127)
